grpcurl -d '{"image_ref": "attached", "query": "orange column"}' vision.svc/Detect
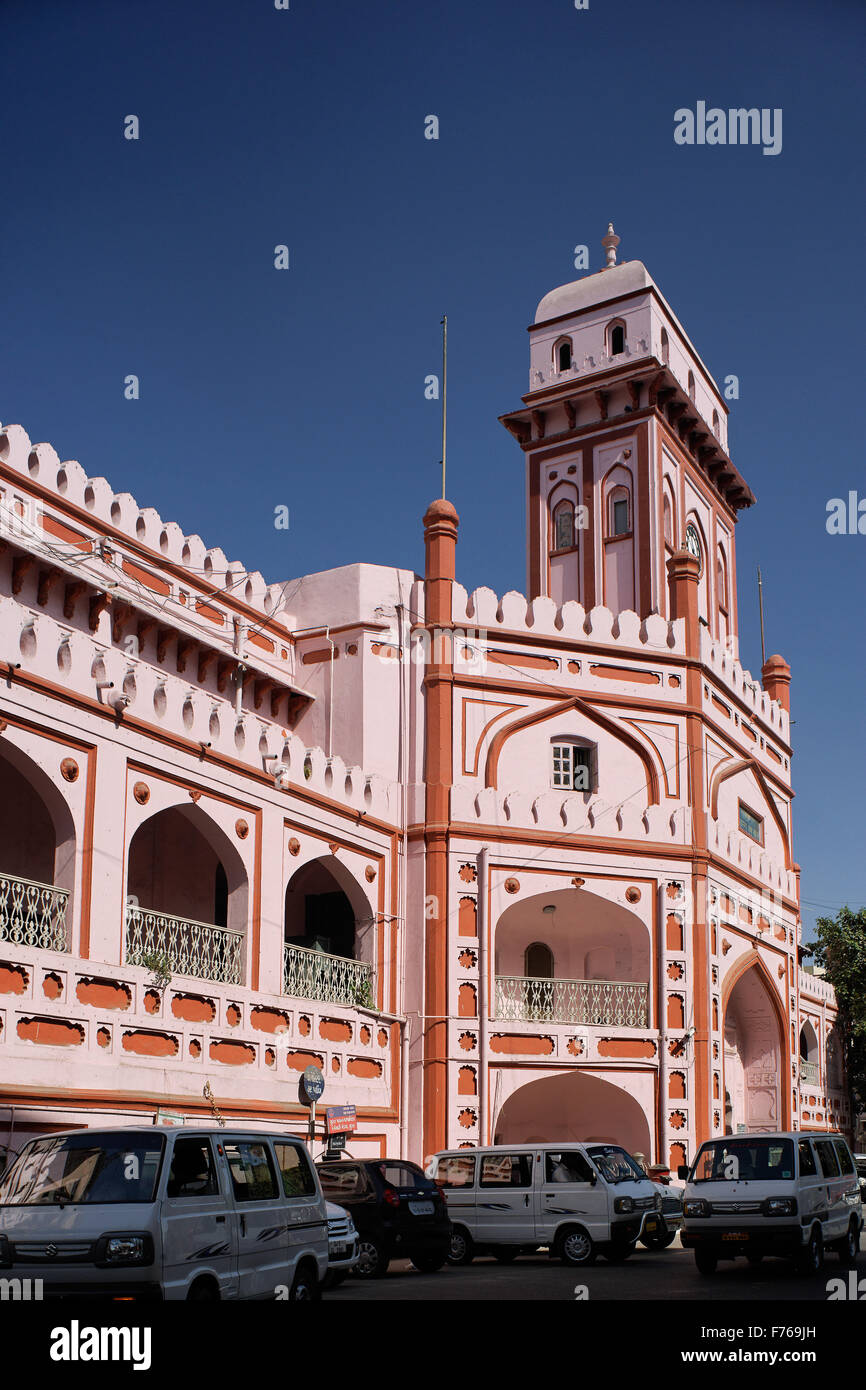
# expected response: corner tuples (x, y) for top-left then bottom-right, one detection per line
(422, 499), (459, 1161)
(667, 548), (712, 1149)
(761, 654), (791, 712)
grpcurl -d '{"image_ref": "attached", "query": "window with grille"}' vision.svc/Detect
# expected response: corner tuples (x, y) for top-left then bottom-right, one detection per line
(552, 743), (593, 791)
(738, 802), (763, 843)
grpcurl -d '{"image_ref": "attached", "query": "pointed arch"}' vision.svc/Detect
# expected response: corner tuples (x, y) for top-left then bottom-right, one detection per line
(708, 756), (792, 869)
(721, 951), (791, 1131)
(484, 694), (660, 803)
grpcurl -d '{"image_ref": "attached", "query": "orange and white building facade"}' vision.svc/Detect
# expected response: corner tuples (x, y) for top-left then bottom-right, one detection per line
(0, 232), (848, 1170)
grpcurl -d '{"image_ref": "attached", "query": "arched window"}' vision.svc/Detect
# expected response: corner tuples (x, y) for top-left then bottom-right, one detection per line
(552, 500), (576, 553)
(663, 494), (673, 549)
(712, 409), (720, 439)
(606, 319), (626, 357)
(608, 485), (631, 537)
(660, 327), (669, 365)
(716, 549), (728, 611)
(554, 337), (573, 372)
(688, 370), (696, 402)
(525, 941), (554, 979)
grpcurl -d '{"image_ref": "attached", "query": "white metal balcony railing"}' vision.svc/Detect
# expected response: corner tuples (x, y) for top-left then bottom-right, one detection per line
(283, 941), (375, 1008)
(124, 905), (245, 986)
(0, 872), (70, 952)
(495, 974), (649, 1028)
(800, 1060), (820, 1086)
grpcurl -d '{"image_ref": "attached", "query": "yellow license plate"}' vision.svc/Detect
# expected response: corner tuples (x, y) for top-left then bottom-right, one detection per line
(644, 1219), (658, 1233)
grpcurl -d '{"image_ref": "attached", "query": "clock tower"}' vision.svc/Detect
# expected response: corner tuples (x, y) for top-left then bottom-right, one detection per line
(500, 225), (755, 654)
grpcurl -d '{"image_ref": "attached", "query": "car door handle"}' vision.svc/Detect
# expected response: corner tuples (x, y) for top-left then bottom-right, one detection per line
(524, 1195), (530, 1207)
(240, 1214), (246, 1236)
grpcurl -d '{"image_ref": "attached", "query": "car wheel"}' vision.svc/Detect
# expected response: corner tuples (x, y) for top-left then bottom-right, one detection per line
(694, 1247), (718, 1275)
(353, 1238), (389, 1279)
(493, 1246), (520, 1264)
(289, 1264), (321, 1302)
(604, 1244), (634, 1264)
(557, 1226), (596, 1267)
(447, 1227), (475, 1266)
(640, 1229), (677, 1251)
(795, 1227), (823, 1277)
(838, 1223), (860, 1269)
(186, 1277), (220, 1301)
(410, 1251), (447, 1273)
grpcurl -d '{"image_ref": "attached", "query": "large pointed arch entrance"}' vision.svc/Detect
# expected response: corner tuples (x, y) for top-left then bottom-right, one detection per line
(493, 1070), (652, 1153)
(722, 959), (786, 1134)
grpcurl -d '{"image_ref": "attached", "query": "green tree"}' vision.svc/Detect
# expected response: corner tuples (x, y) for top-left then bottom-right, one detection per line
(808, 907), (866, 1125)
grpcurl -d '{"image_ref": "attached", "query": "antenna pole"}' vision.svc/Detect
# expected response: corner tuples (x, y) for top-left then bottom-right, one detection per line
(757, 566), (766, 666)
(440, 315), (447, 499)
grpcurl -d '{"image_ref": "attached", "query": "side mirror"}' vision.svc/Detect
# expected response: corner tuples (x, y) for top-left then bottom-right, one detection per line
(677, 1165), (690, 1180)
(589, 1171), (598, 1186)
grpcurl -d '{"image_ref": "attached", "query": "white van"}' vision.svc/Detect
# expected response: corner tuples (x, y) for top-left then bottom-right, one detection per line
(0, 1125), (329, 1301)
(679, 1130), (863, 1276)
(428, 1142), (663, 1266)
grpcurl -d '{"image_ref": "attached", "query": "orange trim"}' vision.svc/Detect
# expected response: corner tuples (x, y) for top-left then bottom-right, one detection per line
(483, 694), (660, 804)
(709, 756), (792, 869)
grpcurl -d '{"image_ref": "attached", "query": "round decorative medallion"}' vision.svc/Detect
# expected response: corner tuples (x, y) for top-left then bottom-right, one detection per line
(235, 818), (249, 840)
(133, 781), (150, 805)
(60, 758), (79, 783)
(504, 877), (520, 895)
(288, 837), (301, 856)
(365, 865), (376, 882)
(625, 886), (641, 904)
(684, 522), (703, 573)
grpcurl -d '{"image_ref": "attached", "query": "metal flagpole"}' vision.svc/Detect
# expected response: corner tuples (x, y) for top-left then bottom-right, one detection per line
(757, 566), (766, 666)
(440, 315), (447, 499)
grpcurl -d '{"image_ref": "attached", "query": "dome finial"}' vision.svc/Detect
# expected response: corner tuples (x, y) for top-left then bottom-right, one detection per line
(601, 221), (620, 269)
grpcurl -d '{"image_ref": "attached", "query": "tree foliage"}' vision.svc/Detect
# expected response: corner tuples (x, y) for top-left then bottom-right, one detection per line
(809, 907), (866, 1117)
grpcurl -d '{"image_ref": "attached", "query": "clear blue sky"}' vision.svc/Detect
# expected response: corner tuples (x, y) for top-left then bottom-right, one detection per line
(3, 0), (863, 940)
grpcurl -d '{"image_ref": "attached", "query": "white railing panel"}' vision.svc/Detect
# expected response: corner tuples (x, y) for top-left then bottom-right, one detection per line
(0, 873), (69, 952)
(283, 942), (374, 1008)
(495, 974), (649, 1028)
(125, 906), (244, 986)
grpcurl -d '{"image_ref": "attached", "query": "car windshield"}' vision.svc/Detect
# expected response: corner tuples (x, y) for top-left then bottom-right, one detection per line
(690, 1138), (795, 1183)
(586, 1145), (645, 1183)
(0, 1133), (165, 1206)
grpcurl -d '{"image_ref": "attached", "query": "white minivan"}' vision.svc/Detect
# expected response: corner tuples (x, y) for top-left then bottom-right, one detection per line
(428, 1142), (663, 1266)
(0, 1125), (329, 1301)
(680, 1130), (862, 1276)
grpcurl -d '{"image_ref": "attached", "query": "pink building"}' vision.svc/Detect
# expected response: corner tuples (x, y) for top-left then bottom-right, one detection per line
(0, 231), (848, 1170)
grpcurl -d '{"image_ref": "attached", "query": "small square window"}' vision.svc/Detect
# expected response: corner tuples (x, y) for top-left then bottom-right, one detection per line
(738, 803), (763, 843)
(552, 744), (593, 791)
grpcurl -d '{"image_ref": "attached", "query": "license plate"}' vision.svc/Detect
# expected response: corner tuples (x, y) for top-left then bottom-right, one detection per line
(409, 1199), (434, 1216)
(722, 1232), (749, 1241)
(644, 1219), (658, 1233)
(332, 1244), (350, 1255)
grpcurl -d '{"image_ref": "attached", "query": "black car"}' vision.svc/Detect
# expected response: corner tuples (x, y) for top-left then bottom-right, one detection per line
(316, 1158), (451, 1278)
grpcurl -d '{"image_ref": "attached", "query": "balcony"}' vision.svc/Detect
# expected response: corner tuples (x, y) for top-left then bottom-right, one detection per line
(800, 1060), (820, 1086)
(0, 872), (70, 952)
(283, 941), (375, 1008)
(124, 905), (245, 986)
(495, 974), (649, 1028)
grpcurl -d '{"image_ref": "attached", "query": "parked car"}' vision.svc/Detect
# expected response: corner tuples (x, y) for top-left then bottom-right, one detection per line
(428, 1142), (662, 1267)
(0, 1126), (329, 1300)
(680, 1131), (862, 1275)
(854, 1154), (866, 1203)
(323, 1201), (359, 1288)
(315, 1158), (451, 1278)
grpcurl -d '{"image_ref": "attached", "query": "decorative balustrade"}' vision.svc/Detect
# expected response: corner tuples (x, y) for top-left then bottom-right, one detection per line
(800, 1060), (820, 1086)
(495, 974), (649, 1028)
(125, 905), (245, 986)
(0, 872), (69, 952)
(283, 941), (375, 1008)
